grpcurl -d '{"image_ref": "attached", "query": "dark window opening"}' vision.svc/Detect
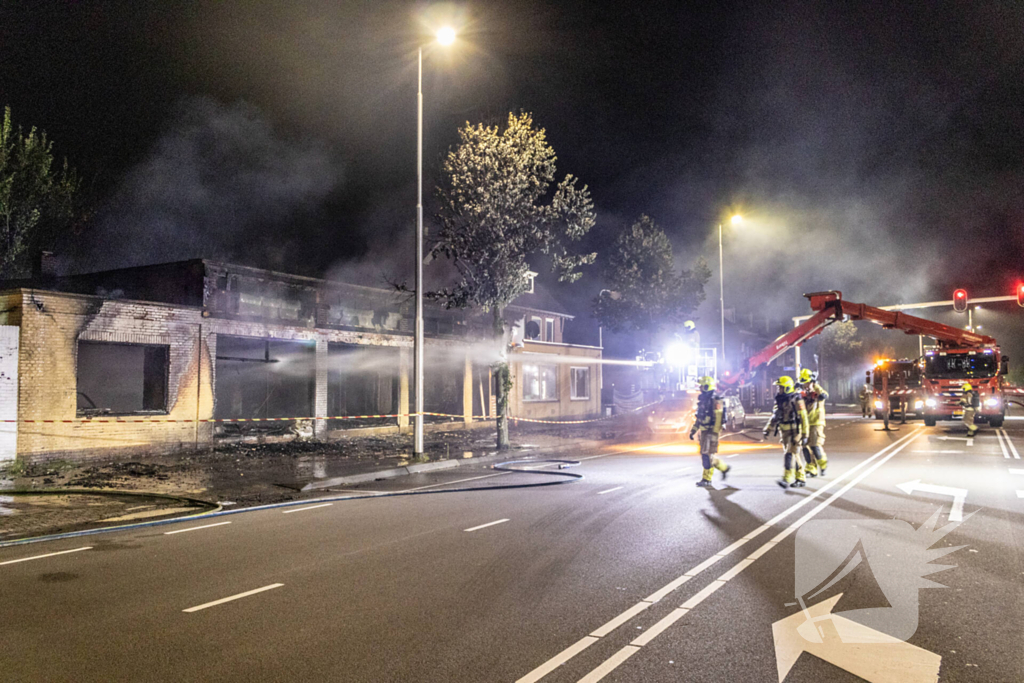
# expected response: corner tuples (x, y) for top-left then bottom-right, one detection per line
(77, 342), (169, 415)
(214, 336), (315, 421)
(327, 343), (400, 428)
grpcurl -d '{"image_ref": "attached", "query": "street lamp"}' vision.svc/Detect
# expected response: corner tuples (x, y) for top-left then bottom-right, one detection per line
(415, 26), (456, 455)
(718, 214), (742, 373)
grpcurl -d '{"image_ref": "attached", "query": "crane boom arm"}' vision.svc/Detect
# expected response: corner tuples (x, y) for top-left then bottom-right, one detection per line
(722, 290), (996, 387)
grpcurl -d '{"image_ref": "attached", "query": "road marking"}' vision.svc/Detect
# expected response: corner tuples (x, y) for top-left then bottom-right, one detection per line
(183, 583), (283, 613)
(1008, 468), (1024, 475)
(570, 430), (923, 683)
(282, 503), (332, 514)
(0, 546), (92, 566)
(516, 637), (599, 683)
(517, 428), (923, 683)
(773, 593), (941, 683)
(464, 519), (509, 532)
(1017, 491), (1024, 499)
(1001, 429), (1021, 459)
(577, 646), (639, 683)
(164, 522), (232, 535)
(912, 450), (963, 454)
(590, 602), (650, 637)
(896, 480), (968, 521)
(597, 487), (623, 495)
(996, 430), (1012, 459)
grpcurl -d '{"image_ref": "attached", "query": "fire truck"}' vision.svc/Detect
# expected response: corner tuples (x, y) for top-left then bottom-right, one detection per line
(722, 291), (1010, 428)
(869, 358), (926, 421)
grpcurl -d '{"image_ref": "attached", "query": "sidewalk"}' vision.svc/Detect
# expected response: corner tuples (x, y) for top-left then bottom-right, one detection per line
(0, 417), (645, 543)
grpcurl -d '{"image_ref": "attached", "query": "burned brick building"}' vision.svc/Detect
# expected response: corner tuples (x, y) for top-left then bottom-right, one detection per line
(0, 260), (601, 463)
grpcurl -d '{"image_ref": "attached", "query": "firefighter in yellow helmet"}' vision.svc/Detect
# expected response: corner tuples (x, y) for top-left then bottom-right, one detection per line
(763, 376), (810, 488)
(960, 383), (979, 436)
(689, 376), (731, 488)
(797, 368), (828, 477)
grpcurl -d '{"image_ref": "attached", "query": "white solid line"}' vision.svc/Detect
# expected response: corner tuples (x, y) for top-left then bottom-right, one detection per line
(282, 503), (332, 514)
(597, 487), (623, 495)
(164, 522), (232, 535)
(183, 583), (283, 613)
(645, 575), (693, 603)
(631, 608), (689, 647)
(464, 518), (510, 532)
(577, 645), (640, 683)
(680, 580), (727, 610)
(515, 636), (599, 683)
(1002, 430), (1021, 459)
(996, 430), (1011, 459)
(590, 602), (651, 638)
(0, 546), (92, 566)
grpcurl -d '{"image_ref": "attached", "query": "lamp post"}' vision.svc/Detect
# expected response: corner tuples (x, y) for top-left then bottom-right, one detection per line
(718, 214), (742, 375)
(415, 27), (456, 455)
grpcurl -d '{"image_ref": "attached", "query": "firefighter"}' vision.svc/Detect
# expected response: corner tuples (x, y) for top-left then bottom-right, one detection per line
(859, 376), (873, 418)
(763, 376), (810, 488)
(798, 368), (828, 477)
(960, 383), (980, 436)
(689, 376), (731, 488)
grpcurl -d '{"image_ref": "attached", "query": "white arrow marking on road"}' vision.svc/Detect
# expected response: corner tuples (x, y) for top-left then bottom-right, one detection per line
(896, 480), (968, 522)
(773, 594), (941, 683)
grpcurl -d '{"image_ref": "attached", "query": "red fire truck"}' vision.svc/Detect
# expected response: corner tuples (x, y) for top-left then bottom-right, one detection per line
(722, 291), (1010, 428)
(869, 358), (926, 421)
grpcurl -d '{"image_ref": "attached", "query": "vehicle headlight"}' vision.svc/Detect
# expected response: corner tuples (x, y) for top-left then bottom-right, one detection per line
(925, 399), (937, 408)
(873, 400), (883, 409)
(914, 400), (924, 409)
(984, 397), (999, 407)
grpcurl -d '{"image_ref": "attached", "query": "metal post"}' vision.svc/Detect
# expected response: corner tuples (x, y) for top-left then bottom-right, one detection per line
(414, 47), (425, 455)
(968, 307), (973, 333)
(919, 335), (924, 357)
(719, 223), (726, 369)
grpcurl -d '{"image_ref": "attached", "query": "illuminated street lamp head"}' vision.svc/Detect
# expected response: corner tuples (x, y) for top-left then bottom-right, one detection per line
(436, 26), (456, 45)
(730, 214), (743, 225)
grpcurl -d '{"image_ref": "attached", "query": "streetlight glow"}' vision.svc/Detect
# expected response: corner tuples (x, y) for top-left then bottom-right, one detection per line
(730, 214), (743, 225)
(436, 26), (456, 45)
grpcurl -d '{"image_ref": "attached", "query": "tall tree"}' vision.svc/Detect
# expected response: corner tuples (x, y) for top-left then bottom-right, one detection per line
(432, 112), (596, 449)
(593, 214), (711, 340)
(0, 106), (80, 279)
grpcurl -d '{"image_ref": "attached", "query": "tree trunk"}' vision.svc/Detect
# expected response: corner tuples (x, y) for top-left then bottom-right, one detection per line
(493, 307), (511, 450)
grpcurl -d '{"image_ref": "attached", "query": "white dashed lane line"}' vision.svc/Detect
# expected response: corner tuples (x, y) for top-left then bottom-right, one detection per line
(597, 487), (623, 495)
(464, 519), (510, 532)
(183, 583), (284, 613)
(0, 546), (92, 567)
(164, 522), (232, 535)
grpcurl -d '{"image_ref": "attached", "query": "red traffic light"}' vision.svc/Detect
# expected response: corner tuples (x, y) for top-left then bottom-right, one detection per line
(1017, 283), (1024, 308)
(952, 289), (968, 313)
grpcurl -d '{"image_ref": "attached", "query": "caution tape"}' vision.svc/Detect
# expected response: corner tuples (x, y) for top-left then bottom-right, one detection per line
(3, 402), (663, 426)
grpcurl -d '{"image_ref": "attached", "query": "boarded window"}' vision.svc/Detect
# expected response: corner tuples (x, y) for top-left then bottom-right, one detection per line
(77, 342), (168, 414)
(327, 343), (399, 425)
(523, 363), (558, 401)
(570, 367), (590, 400)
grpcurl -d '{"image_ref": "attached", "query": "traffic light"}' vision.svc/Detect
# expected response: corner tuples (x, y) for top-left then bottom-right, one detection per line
(1018, 283), (1024, 308)
(953, 289), (968, 313)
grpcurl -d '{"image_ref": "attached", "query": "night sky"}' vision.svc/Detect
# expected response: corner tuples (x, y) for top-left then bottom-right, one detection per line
(2, 1), (1022, 358)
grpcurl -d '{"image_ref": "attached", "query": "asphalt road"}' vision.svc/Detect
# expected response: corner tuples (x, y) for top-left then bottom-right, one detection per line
(3, 415), (1024, 682)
